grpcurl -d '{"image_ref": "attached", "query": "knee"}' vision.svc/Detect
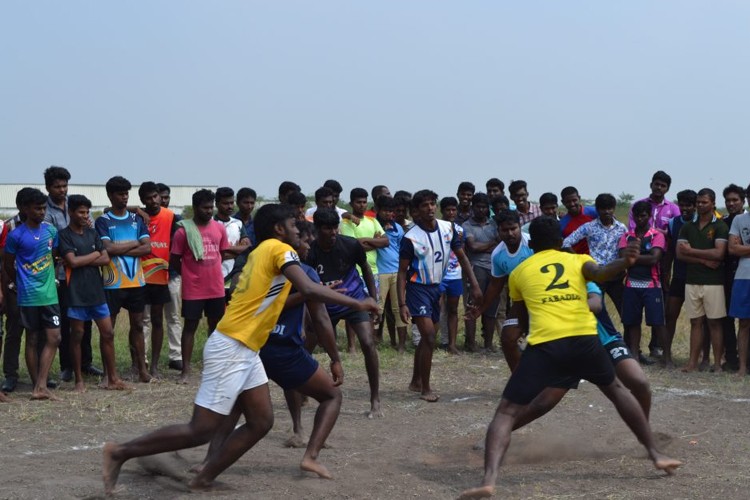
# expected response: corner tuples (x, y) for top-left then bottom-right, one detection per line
(48, 331), (62, 346)
(256, 408), (274, 435)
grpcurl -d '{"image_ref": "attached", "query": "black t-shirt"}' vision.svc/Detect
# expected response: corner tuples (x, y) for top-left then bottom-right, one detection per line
(59, 227), (107, 307)
(304, 235), (367, 316)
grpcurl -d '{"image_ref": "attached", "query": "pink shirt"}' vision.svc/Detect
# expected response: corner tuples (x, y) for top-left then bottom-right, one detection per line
(617, 228), (665, 288)
(171, 220), (229, 300)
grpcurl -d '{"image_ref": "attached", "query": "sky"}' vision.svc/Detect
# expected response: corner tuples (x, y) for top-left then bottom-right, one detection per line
(2, 1), (749, 203)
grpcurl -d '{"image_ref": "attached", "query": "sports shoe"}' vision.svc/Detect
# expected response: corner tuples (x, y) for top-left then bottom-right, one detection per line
(1, 377), (17, 393)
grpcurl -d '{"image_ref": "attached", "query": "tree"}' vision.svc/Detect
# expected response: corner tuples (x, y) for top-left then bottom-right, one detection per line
(617, 192), (635, 205)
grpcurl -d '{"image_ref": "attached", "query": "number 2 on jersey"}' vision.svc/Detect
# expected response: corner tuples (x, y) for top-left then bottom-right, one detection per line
(540, 263), (569, 291)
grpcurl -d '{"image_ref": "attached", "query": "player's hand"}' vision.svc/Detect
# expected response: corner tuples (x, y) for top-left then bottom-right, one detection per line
(703, 259), (720, 270)
(330, 360), (344, 387)
(622, 238), (640, 267)
(358, 297), (379, 314)
(136, 207), (151, 225)
(464, 304), (481, 321)
(470, 288), (484, 310)
(399, 304), (411, 324)
(350, 215), (361, 226)
(370, 310), (381, 326)
(326, 280), (346, 294)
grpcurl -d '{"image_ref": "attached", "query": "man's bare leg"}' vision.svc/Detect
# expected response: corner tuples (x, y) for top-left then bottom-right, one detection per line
(102, 404), (226, 494)
(481, 314), (497, 352)
(32, 327), (61, 400)
(664, 296), (683, 368)
(410, 317), (439, 402)
(283, 389), (307, 448)
(70, 321), (86, 393)
(446, 296), (460, 355)
(149, 304), (165, 379)
(96, 317), (130, 390)
(179, 319), (200, 384)
(352, 321), (382, 416)
(737, 319), (750, 376)
(707, 318), (725, 372)
(615, 358), (651, 418)
(189, 384), (273, 490)
(128, 312), (151, 383)
(596, 378), (682, 473)
(682, 317), (705, 372)
(626, 324), (642, 362)
(458, 398), (524, 499)
(295, 367), (342, 478)
(345, 323), (357, 355)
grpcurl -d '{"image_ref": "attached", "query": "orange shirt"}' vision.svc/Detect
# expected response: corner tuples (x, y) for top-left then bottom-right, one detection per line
(142, 208), (174, 285)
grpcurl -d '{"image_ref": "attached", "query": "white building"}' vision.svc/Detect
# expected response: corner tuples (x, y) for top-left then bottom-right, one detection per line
(0, 183), (217, 215)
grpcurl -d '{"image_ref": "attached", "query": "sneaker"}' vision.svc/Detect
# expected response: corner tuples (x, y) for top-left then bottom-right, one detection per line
(168, 360), (184, 371)
(1, 377), (17, 393)
(639, 353), (655, 366)
(83, 365), (104, 376)
(46, 378), (59, 389)
(650, 347), (664, 358)
(60, 368), (73, 382)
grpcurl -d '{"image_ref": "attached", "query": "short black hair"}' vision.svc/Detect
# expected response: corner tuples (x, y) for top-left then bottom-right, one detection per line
(723, 183), (746, 201)
(508, 180), (527, 196)
(138, 181), (159, 199)
(539, 192), (558, 206)
(216, 187), (235, 201)
(21, 188), (47, 207)
(237, 187), (257, 201)
(376, 195), (396, 210)
(528, 216), (562, 251)
(393, 190), (412, 200)
(314, 186), (335, 203)
(697, 188), (716, 202)
(676, 189), (697, 205)
(44, 166), (71, 188)
(632, 200), (651, 216)
(371, 185), (388, 200)
(106, 176), (132, 194)
(440, 196), (458, 211)
(486, 178), (504, 191)
(278, 181), (301, 199)
(323, 179), (343, 194)
(156, 183), (170, 194)
(313, 207), (340, 228)
(491, 195), (510, 210)
(286, 191), (307, 207)
(652, 170), (672, 187)
(296, 219), (314, 240)
(495, 209), (520, 227)
(560, 186), (578, 200)
(350, 187), (368, 201)
(393, 195), (410, 208)
(471, 192), (489, 206)
(594, 193), (616, 211)
(255, 203), (295, 243)
(457, 181), (475, 194)
(68, 194), (92, 212)
(192, 189), (215, 207)
(15, 187), (36, 210)
(411, 189), (438, 210)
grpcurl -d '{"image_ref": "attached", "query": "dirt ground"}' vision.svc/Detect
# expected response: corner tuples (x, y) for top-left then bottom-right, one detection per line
(1, 344), (750, 500)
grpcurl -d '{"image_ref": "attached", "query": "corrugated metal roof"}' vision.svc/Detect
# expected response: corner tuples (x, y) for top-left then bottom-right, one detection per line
(0, 183), (217, 214)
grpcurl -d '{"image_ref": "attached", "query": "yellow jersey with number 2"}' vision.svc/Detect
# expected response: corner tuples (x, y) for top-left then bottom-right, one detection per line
(508, 249), (597, 345)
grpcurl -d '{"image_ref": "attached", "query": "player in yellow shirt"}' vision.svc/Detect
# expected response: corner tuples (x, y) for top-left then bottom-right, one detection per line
(459, 217), (681, 500)
(103, 204), (378, 495)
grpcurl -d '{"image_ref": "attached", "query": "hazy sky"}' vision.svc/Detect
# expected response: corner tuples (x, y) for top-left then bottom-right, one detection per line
(2, 1), (749, 203)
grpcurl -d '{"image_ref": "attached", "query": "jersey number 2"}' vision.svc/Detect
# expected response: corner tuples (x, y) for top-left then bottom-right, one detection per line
(541, 263), (569, 291)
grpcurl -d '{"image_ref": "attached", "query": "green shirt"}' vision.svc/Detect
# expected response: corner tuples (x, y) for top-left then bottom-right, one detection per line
(340, 216), (385, 277)
(678, 216), (728, 285)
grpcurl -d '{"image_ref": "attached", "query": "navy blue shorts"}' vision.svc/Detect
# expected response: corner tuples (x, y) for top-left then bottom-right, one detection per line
(439, 278), (463, 298)
(621, 287), (665, 326)
(502, 336), (615, 405)
(603, 340), (633, 366)
(406, 282), (441, 323)
(260, 344), (319, 390)
(730, 280), (750, 319)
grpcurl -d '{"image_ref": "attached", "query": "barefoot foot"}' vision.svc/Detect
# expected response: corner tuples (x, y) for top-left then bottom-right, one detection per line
(284, 434), (307, 448)
(458, 485), (495, 499)
(408, 382), (422, 393)
(74, 381), (86, 393)
(420, 392), (440, 402)
(654, 456), (683, 475)
(300, 456), (333, 479)
(103, 442), (125, 495)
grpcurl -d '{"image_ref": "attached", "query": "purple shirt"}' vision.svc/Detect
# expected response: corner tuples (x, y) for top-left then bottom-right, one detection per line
(628, 196), (680, 233)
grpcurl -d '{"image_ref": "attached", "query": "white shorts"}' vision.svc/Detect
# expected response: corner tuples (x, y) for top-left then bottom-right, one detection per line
(194, 331), (268, 415)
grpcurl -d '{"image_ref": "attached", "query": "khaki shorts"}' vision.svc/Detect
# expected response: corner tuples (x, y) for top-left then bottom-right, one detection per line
(685, 284), (726, 319)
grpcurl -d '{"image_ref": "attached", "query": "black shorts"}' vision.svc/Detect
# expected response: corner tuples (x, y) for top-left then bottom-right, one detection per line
(329, 309), (371, 328)
(144, 284), (171, 306)
(502, 336), (615, 405)
(182, 297), (225, 321)
(669, 276), (686, 300)
(604, 340), (633, 366)
(19, 304), (62, 331)
(106, 287), (146, 316)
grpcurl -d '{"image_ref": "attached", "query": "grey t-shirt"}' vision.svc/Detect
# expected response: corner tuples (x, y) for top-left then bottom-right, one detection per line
(461, 218), (498, 270)
(730, 213), (750, 280)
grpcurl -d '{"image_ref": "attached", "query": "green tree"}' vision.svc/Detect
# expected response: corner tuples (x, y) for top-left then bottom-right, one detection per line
(617, 192), (635, 205)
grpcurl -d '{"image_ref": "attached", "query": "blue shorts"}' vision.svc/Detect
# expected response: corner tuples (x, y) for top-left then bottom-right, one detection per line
(259, 344), (319, 390)
(621, 287), (665, 326)
(730, 280), (750, 319)
(439, 278), (463, 298)
(68, 303), (111, 321)
(405, 282), (441, 323)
